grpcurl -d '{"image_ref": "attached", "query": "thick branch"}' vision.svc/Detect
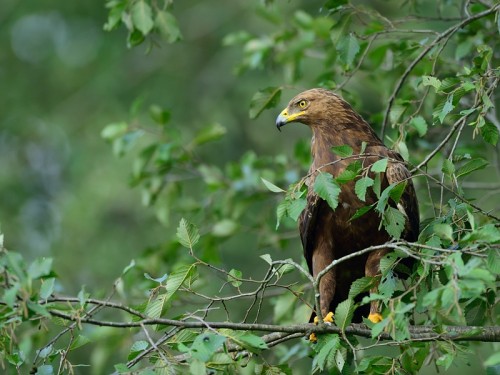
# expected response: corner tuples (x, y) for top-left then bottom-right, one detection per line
(47, 309), (500, 342)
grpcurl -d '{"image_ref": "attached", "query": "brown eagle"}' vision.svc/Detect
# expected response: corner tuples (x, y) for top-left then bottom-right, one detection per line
(276, 88), (419, 327)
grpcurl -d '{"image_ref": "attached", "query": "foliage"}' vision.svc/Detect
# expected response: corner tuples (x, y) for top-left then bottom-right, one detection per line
(1, 0), (500, 374)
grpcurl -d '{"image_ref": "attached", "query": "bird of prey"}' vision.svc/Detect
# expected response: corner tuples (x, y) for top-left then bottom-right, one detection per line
(275, 88), (419, 328)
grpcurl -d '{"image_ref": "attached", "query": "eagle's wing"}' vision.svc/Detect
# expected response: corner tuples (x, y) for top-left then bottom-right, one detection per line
(298, 190), (322, 275)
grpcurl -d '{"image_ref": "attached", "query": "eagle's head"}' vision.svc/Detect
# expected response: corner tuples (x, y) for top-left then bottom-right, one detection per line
(275, 88), (346, 131)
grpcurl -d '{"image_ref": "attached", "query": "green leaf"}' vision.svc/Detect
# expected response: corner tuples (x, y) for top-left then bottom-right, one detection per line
(212, 219), (238, 237)
(228, 269), (242, 287)
(40, 277), (55, 299)
(484, 352), (500, 367)
(336, 169), (358, 184)
(355, 177), (374, 202)
(131, 1), (154, 35)
(149, 105), (171, 125)
(410, 116), (428, 136)
(190, 333), (226, 362)
(433, 223), (453, 241)
(193, 123), (227, 146)
(100, 123), (128, 139)
(128, 341), (149, 361)
(455, 158), (488, 178)
(438, 94), (455, 123)
(481, 122), (499, 146)
(313, 172), (341, 210)
(287, 197), (307, 222)
(276, 200), (288, 229)
(28, 257), (53, 279)
(146, 293), (167, 320)
(35, 365), (54, 375)
(422, 76), (441, 91)
(165, 264), (196, 302)
(260, 254), (273, 265)
(334, 299), (356, 329)
(155, 10), (182, 43)
(219, 330), (267, 353)
(350, 205), (374, 221)
(249, 87), (282, 119)
(382, 206), (406, 239)
(371, 158), (388, 173)
(190, 359), (206, 375)
(348, 277), (377, 299)
(69, 335), (91, 350)
(337, 33), (360, 67)
(388, 181), (407, 203)
(313, 334), (340, 371)
(331, 145), (353, 158)
(176, 218), (200, 249)
(442, 159), (455, 177)
(261, 178), (285, 193)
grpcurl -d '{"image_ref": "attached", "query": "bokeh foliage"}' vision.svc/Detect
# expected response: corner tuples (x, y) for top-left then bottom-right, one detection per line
(1, 0), (499, 374)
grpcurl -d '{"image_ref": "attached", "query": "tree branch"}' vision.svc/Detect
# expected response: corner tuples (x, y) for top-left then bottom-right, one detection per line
(46, 309), (500, 342)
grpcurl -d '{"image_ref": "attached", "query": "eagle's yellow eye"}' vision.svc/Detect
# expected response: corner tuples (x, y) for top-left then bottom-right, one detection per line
(298, 100), (307, 108)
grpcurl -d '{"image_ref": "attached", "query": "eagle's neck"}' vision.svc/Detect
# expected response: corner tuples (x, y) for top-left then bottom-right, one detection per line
(310, 116), (382, 173)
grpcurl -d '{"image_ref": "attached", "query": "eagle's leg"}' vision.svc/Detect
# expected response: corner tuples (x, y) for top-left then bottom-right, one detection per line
(309, 249), (336, 342)
(365, 248), (390, 323)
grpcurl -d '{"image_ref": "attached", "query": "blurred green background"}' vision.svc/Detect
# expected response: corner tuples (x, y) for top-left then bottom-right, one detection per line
(1, 1), (498, 373)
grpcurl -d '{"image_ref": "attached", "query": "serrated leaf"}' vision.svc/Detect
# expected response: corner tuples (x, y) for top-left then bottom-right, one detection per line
(382, 206), (406, 239)
(128, 341), (149, 361)
(350, 205), (374, 221)
(422, 75), (441, 91)
(165, 264), (196, 302)
(336, 169), (358, 184)
(331, 145), (353, 158)
(261, 178), (285, 193)
(348, 277), (377, 299)
(176, 218), (200, 249)
(410, 116), (428, 136)
(146, 293), (168, 320)
(155, 10), (182, 43)
(276, 200), (288, 229)
(337, 33), (360, 67)
(455, 158), (488, 178)
(355, 177), (374, 202)
(313, 334), (340, 371)
(190, 334), (226, 362)
(371, 158), (388, 173)
(228, 269), (242, 287)
(287, 197), (307, 222)
(314, 172), (341, 210)
(131, 1), (154, 35)
(388, 181), (407, 203)
(249, 87), (282, 119)
(481, 122), (499, 146)
(334, 298), (356, 329)
(218, 330), (267, 353)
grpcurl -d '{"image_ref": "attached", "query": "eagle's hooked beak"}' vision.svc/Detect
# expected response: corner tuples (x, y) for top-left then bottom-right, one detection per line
(275, 108), (305, 131)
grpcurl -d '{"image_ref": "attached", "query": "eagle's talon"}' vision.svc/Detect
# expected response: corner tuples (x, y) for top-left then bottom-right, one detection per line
(323, 311), (334, 324)
(313, 316), (320, 325)
(309, 333), (318, 343)
(368, 313), (383, 323)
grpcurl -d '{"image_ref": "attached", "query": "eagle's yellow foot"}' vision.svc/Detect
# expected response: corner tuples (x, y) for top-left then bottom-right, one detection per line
(368, 313), (383, 323)
(309, 333), (317, 342)
(323, 311), (334, 324)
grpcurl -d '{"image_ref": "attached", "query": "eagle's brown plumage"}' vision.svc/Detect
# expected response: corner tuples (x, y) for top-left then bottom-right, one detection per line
(276, 88), (419, 323)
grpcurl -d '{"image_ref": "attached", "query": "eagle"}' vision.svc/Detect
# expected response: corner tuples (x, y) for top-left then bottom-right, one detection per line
(275, 88), (419, 330)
